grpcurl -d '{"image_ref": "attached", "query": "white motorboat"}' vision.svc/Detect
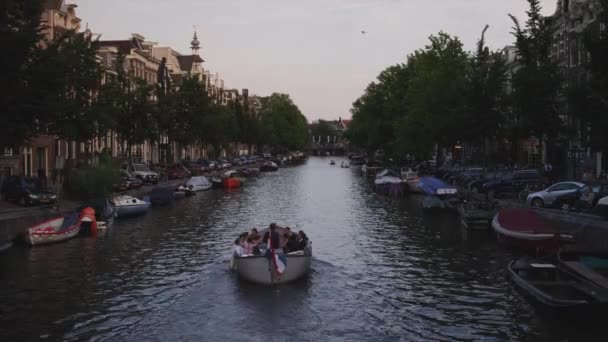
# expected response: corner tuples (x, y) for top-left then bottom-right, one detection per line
(231, 226), (312, 285)
(184, 176), (212, 192)
(233, 250), (312, 285)
(114, 195), (150, 218)
(401, 167), (422, 193)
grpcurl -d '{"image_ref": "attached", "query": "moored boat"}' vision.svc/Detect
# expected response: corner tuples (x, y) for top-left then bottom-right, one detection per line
(114, 195), (150, 218)
(558, 250), (608, 289)
(492, 208), (572, 254)
(78, 198), (116, 229)
(23, 208), (93, 246)
(401, 167), (422, 193)
(223, 177), (241, 189)
(374, 169), (405, 196)
(508, 256), (608, 316)
(260, 161), (278, 172)
(149, 188), (175, 206)
(418, 176), (458, 209)
(184, 176), (212, 192)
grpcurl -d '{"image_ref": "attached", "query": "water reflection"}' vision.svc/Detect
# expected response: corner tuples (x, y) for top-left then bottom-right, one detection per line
(0, 157), (600, 341)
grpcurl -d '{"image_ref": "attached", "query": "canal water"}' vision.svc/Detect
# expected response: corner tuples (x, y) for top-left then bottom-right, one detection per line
(0, 157), (599, 341)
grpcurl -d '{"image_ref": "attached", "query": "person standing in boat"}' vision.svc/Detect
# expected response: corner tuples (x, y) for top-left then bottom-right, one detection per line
(269, 223), (282, 254)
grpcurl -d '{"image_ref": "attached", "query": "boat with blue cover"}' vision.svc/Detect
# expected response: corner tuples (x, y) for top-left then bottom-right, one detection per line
(418, 176), (459, 209)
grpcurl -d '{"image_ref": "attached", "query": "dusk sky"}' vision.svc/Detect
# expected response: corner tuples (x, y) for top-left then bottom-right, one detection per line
(77, 0), (556, 121)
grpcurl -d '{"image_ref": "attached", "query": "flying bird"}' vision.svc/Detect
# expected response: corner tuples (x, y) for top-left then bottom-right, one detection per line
(361, 30), (367, 34)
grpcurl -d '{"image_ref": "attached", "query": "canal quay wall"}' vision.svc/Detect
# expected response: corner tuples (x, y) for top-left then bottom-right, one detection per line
(0, 160), (289, 250)
(456, 188), (608, 252)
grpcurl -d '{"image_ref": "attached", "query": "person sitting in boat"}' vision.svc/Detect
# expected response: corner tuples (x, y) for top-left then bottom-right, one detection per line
(249, 228), (261, 241)
(297, 230), (309, 250)
(284, 234), (300, 253)
(243, 236), (256, 255)
(233, 238), (244, 257)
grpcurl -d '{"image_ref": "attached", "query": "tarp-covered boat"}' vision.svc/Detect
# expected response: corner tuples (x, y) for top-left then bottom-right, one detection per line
(418, 176), (458, 209)
(374, 169), (405, 196)
(185, 176), (212, 192)
(114, 195), (150, 218)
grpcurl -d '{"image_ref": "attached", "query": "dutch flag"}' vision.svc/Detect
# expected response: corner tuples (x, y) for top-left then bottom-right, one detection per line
(269, 233), (287, 275)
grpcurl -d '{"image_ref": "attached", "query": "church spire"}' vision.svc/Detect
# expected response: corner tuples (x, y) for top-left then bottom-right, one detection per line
(191, 27), (200, 55)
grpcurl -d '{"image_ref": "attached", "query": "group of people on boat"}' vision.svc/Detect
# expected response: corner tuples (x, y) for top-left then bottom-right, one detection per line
(233, 223), (308, 257)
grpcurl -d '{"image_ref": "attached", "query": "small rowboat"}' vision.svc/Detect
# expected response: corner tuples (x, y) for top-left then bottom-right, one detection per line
(492, 208), (573, 254)
(24, 211), (84, 246)
(508, 256), (608, 316)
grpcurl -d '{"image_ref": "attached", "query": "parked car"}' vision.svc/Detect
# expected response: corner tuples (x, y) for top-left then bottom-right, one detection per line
(468, 170), (511, 193)
(122, 163), (159, 184)
(181, 161), (207, 175)
(231, 158), (243, 166)
(218, 159), (231, 169)
(167, 164), (191, 180)
(452, 167), (484, 186)
(483, 169), (545, 198)
(1, 176), (57, 206)
(114, 170), (144, 191)
(526, 181), (586, 209)
(197, 160), (216, 172)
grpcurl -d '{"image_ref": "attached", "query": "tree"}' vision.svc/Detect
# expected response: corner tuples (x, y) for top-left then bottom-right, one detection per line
(581, 0), (608, 151)
(100, 54), (156, 163)
(508, 0), (562, 146)
(0, 0), (45, 149)
(258, 93), (308, 152)
(201, 102), (237, 158)
(169, 76), (208, 149)
(346, 64), (410, 158)
(309, 120), (335, 145)
(464, 26), (509, 162)
(43, 31), (103, 146)
(402, 32), (470, 161)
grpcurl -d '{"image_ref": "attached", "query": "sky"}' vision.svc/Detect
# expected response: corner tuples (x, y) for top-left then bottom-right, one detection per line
(76, 0), (557, 121)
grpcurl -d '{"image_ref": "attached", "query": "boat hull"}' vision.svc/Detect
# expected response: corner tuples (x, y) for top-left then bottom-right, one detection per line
(24, 216), (81, 246)
(507, 258), (608, 317)
(223, 178), (241, 189)
(233, 255), (311, 285)
(116, 204), (150, 218)
(491, 211), (562, 254)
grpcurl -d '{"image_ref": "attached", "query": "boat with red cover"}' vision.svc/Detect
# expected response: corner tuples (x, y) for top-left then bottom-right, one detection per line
(492, 208), (572, 254)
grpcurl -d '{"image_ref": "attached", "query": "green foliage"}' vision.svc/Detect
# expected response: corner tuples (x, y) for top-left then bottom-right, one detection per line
(258, 93), (308, 152)
(64, 158), (120, 200)
(0, 0), (47, 148)
(581, 0), (608, 151)
(509, 0), (562, 140)
(309, 120), (335, 144)
(43, 31), (103, 142)
(99, 54), (156, 160)
(403, 32), (470, 156)
(347, 29), (510, 162)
